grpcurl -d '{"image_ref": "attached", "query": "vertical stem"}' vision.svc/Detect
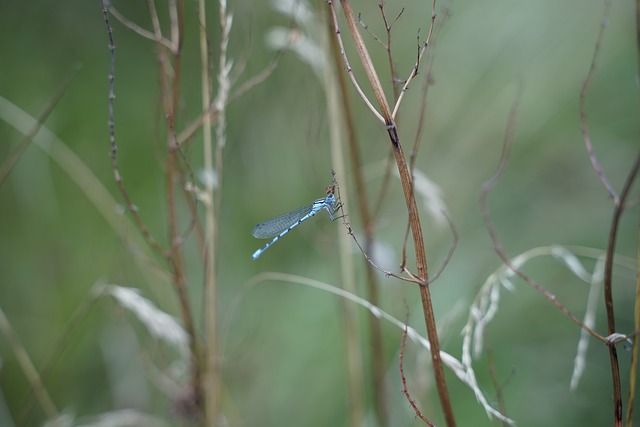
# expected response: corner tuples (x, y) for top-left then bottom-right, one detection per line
(627, 228), (640, 425)
(388, 127), (456, 427)
(327, 12), (388, 425)
(329, 0), (457, 424)
(603, 153), (640, 427)
(199, 0), (219, 424)
(324, 24), (365, 427)
(162, 0), (202, 413)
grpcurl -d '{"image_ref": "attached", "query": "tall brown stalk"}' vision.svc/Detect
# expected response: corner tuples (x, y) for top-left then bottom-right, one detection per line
(326, 1), (456, 425)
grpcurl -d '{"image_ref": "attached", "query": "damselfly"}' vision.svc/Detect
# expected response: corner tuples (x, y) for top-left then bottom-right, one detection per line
(251, 186), (339, 260)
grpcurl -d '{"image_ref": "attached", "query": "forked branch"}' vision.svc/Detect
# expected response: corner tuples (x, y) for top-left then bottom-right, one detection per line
(326, 1), (457, 425)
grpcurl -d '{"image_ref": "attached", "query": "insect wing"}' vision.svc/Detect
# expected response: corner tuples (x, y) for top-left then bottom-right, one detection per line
(251, 204), (314, 239)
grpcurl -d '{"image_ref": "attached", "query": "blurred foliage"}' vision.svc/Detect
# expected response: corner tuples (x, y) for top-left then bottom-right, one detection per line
(0, 0), (638, 426)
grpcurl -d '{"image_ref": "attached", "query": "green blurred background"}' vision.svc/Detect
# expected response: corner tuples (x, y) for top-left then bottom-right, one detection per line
(0, 0), (638, 426)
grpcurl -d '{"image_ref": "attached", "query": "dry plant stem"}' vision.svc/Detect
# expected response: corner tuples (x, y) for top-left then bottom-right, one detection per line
(378, 2), (402, 101)
(109, 6), (174, 50)
(146, 0), (175, 96)
(329, 1), (456, 425)
(424, 213), (458, 285)
(409, 10), (444, 169)
(207, 0), (233, 421)
(344, 222), (420, 284)
(602, 152), (640, 426)
(325, 33), (366, 427)
(400, 321), (435, 426)
(176, 109), (218, 147)
(581, 3), (637, 424)
(372, 2), (404, 221)
(0, 66), (78, 186)
(400, 212), (458, 286)
(336, 0), (390, 120)
(198, 0), (219, 423)
(358, 15), (386, 48)
(176, 50), (283, 149)
(154, 0), (203, 407)
(326, 15), (387, 424)
(391, 0), (436, 120)
(628, 230), (640, 425)
(401, 9), (446, 267)
(326, 1), (384, 123)
(357, 7), (401, 210)
(0, 308), (58, 420)
(580, 0), (616, 201)
(104, 0), (201, 408)
(103, 5), (164, 257)
(480, 86), (604, 342)
(177, 159), (206, 256)
(230, 51), (283, 102)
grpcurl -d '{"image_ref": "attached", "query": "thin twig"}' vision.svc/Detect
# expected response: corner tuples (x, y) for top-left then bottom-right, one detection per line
(109, 5), (175, 51)
(602, 150), (640, 426)
(423, 210), (459, 286)
(142, 0), (202, 416)
(146, 0), (174, 89)
(338, 210), (418, 284)
(391, 0), (436, 119)
(582, 4), (638, 425)
(335, 0), (392, 121)
(579, 0), (617, 201)
(174, 47), (282, 150)
(401, 6), (449, 266)
(326, 1), (385, 123)
(479, 83), (605, 342)
(400, 316), (435, 426)
(378, 2), (405, 101)
(627, 229), (640, 425)
(328, 1), (457, 424)
(358, 13), (386, 49)
(243, 272), (515, 425)
(102, 1), (166, 257)
(231, 50), (284, 102)
(175, 145), (205, 256)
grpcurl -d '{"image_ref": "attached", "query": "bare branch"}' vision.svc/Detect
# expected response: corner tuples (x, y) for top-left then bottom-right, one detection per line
(579, 1), (617, 201)
(102, 1), (166, 257)
(357, 13), (386, 49)
(326, 1), (385, 123)
(109, 6), (175, 51)
(400, 318), (435, 426)
(627, 228), (640, 425)
(340, 219), (420, 285)
(479, 83), (605, 342)
(391, 0), (436, 119)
